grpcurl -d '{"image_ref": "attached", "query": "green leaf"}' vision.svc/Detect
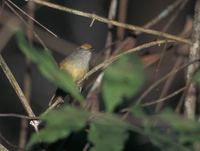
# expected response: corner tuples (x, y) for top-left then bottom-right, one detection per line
(88, 114), (130, 151)
(102, 55), (144, 112)
(28, 106), (89, 147)
(131, 105), (146, 117)
(194, 71), (200, 83)
(158, 110), (200, 143)
(16, 32), (83, 101)
(159, 110), (200, 132)
(130, 106), (200, 150)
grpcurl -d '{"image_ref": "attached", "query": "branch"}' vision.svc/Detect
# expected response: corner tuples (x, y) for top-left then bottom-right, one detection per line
(142, 0), (182, 30)
(0, 133), (23, 150)
(184, 0), (200, 120)
(142, 87), (185, 107)
(31, 0), (191, 44)
(0, 55), (35, 117)
(18, 0), (35, 149)
(136, 59), (200, 105)
(7, 0), (57, 38)
(0, 144), (8, 151)
(78, 40), (175, 84)
(121, 59), (200, 119)
(0, 113), (38, 120)
(0, 55), (39, 131)
(117, 0), (128, 40)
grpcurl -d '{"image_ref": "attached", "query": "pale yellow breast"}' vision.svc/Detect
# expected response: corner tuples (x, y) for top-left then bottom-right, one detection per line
(60, 59), (88, 82)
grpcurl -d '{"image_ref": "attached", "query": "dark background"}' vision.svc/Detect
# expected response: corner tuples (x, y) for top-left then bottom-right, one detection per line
(0, 0), (195, 150)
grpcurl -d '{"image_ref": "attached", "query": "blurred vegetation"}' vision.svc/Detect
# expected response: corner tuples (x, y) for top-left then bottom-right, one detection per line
(17, 34), (200, 151)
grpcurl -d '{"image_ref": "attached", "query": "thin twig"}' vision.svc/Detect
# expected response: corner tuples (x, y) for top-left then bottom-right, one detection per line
(105, 0), (118, 57)
(153, 0), (189, 84)
(108, 0), (118, 26)
(85, 73), (103, 112)
(175, 78), (193, 113)
(142, 87), (186, 107)
(42, 98), (63, 115)
(141, 0), (182, 32)
(7, 0), (57, 38)
(78, 40), (175, 85)
(0, 55), (35, 117)
(155, 58), (183, 112)
(0, 133), (24, 150)
(5, 1), (47, 50)
(19, 1), (35, 150)
(117, 0), (128, 40)
(0, 113), (38, 120)
(82, 143), (90, 151)
(121, 59), (200, 119)
(155, 15), (192, 112)
(31, 0), (191, 44)
(84, 0), (118, 112)
(162, 0), (189, 32)
(0, 55), (38, 131)
(0, 7), (77, 54)
(136, 59), (200, 105)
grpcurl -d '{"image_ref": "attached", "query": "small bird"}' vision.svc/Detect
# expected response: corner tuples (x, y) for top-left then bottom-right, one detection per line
(49, 43), (93, 106)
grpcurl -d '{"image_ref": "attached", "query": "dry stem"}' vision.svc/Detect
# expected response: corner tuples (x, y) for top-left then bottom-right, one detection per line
(31, 0), (191, 44)
(184, 0), (200, 120)
(0, 55), (38, 131)
(79, 40), (175, 84)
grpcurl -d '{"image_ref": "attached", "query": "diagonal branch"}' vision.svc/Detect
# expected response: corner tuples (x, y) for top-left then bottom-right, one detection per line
(79, 40), (175, 85)
(0, 54), (39, 131)
(0, 55), (35, 117)
(31, 0), (191, 44)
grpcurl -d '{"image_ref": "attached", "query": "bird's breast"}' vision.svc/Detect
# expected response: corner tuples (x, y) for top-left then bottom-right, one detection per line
(60, 61), (88, 82)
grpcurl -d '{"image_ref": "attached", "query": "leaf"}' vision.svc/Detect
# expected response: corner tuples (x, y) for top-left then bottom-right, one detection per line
(27, 106), (89, 147)
(159, 110), (200, 132)
(102, 55), (144, 112)
(16, 32), (83, 101)
(131, 105), (146, 117)
(194, 71), (200, 84)
(88, 114), (130, 151)
(130, 106), (199, 150)
(158, 110), (200, 143)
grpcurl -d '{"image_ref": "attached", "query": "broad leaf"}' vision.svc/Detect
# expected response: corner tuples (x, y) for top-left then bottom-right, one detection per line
(88, 114), (130, 151)
(102, 55), (144, 112)
(28, 106), (89, 147)
(131, 106), (200, 150)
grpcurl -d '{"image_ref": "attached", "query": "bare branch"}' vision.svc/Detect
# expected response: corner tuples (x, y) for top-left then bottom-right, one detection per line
(31, 0), (191, 44)
(0, 55), (39, 131)
(184, 0), (200, 120)
(142, 87), (185, 107)
(79, 40), (175, 84)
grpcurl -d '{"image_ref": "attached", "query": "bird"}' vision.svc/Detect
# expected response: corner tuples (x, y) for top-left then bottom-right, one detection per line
(49, 43), (93, 106)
